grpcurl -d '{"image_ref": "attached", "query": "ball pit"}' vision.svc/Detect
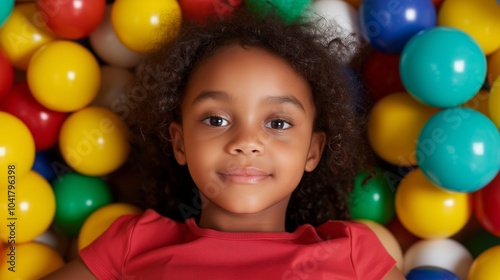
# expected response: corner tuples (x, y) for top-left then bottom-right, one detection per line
(0, 1), (499, 278)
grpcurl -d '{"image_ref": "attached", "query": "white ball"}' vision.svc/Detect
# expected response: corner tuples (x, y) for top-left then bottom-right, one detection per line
(89, 5), (144, 68)
(33, 227), (69, 257)
(91, 65), (134, 119)
(403, 238), (473, 279)
(309, 0), (360, 40)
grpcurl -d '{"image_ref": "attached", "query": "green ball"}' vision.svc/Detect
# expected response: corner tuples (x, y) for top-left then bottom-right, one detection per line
(52, 173), (113, 237)
(244, 0), (312, 23)
(349, 169), (395, 225)
(464, 229), (500, 258)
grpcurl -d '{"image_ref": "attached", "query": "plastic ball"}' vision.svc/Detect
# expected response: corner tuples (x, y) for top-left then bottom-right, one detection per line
(0, 111), (35, 178)
(89, 5), (144, 68)
(0, 82), (67, 150)
(438, 0), (500, 55)
(0, 171), (55, 243)
(0, 242), (64, 279)
(0, 50), (13, 101)
(356, 219), (403, 270)
(490, 77), (500, 129)
(0, 3), (56, 70)
(416, 108), (500, 192)
(178, 0), (243, 23)
(395, 168), (471, 239)
(34, 227), (69, 257)
(400, 27), (486, 108)
(78, 203), (142, 250)
(406, 266), (459, 280)
(90, 65), (134, 117)
(52, 172), (113, 237)
(111, 0), (182, 53)
(27, 40), (101, 112)
(464, 229), (500, 258)
(463, 89), (490, 118)
(244, 0), (311, 23)
(358, 0), (436, 54)
(36, 0), (106, 39)
(367, 92), (438, 166)
(386, 217), (421, 252)
(349, 169), (395, 225)
(59, 106), (130, 176)
(432, 0), (444, 9)
(362, 51), (406, 102)
(403, 238), (473, 279)
(32, 150), (58, 182)
(0, 0), (14, 27)
(468, 245), (500, 280)
(474, 173), (500, 236)
(309, 0), (359, 40)
(343, 0), (361, 9)
(487, 47), (500, 86)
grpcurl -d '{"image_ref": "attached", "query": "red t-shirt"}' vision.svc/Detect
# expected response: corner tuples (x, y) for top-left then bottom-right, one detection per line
(80, 209), (395, 280)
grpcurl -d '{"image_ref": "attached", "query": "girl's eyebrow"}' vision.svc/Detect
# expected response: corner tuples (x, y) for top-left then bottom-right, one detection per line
(191, 90), (305, 112)
(261, 96), (305, 112)
(192, 90), (231, 105)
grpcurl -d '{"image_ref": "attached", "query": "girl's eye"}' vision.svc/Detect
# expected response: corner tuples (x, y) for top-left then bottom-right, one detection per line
(265, 119), (292, 130)
(202, 116), (229, 127)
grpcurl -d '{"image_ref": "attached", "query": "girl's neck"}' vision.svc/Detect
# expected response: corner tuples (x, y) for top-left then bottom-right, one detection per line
(197, 199), (289, 232)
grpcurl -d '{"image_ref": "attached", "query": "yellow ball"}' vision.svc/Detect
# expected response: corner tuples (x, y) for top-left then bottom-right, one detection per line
(78, 203), (142, 250)
(0, 242), (64, 279)
(367, 93), (438, 166)
(438, 0), (500, 55)
(0, 3), (56, 70)
(395, 168), (471, 239)
(468, 245), (500, 280)
(488, 48), (500, 86)
(489, 77), (500, 129)
(0, 171), (55, 243)
(463, 89), (490, 118)
(111, 0), (182, 53)
(0, 112), (35, 179)
(355, 219), (403, 271)
(27, 40), (101, 112)
(59, 106), (130, 176)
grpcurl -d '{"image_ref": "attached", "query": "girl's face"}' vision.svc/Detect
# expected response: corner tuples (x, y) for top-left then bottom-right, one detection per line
(170, 45), (325, 228)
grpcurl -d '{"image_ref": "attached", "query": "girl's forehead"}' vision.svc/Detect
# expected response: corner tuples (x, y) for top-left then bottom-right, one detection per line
(183, 45), (314, 108)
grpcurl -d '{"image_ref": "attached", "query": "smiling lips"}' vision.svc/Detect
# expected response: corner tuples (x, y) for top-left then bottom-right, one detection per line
(218, 168), (271, 184)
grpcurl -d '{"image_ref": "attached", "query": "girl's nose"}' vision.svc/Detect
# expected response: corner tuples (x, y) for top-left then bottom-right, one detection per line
(226, 127), (265, 156)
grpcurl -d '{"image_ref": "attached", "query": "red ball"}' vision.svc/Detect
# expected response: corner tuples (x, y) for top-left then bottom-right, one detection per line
(474, 173), (500, 237)
(0, 50), (14, 102)
(36, 0), (106, 39)
(362, 51), (406, 102)
(432, 0), (444, 10)
(178, 0), (243, 23)
(0, 82), (68, 151)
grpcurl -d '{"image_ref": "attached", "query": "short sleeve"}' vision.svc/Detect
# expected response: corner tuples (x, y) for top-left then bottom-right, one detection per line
(79, 213), (140, 280)
(348, 222), (396, 279)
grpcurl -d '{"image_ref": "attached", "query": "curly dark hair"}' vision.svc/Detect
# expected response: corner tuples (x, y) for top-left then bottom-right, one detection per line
(126, 7), (374, 231)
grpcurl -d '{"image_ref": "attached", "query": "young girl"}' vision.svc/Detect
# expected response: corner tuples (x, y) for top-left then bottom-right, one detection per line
(44, 7), (404, 280)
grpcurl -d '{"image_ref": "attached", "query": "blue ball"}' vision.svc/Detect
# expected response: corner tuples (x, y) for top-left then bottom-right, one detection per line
(416, 108), (500, 192)
(32, 151), (58, 182)
(358, 0), (436, 54)
(406, 266), (459, 280)
(400, 27), (486, 108)
(0, 0), (14, 28)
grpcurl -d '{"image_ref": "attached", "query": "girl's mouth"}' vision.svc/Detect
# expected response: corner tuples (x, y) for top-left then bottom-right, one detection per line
(218, 167), (271, 184)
